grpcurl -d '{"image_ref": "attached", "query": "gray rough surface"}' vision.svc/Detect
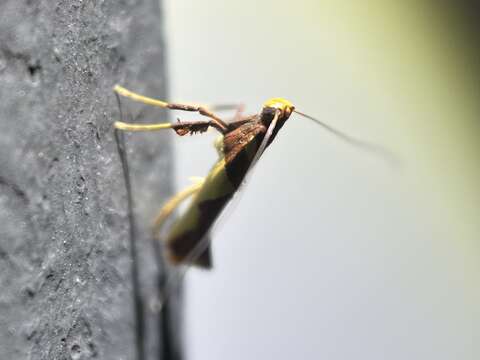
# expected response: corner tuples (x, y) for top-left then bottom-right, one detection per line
(0, 0), (179, 359)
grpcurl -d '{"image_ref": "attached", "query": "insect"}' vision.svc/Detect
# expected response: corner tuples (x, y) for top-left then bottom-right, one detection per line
(113, 85), (393, 270)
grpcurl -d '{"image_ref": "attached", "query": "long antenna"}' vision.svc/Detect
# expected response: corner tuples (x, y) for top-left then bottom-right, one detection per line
(294, 110), (399, 165)
(114, 92), (145, 360)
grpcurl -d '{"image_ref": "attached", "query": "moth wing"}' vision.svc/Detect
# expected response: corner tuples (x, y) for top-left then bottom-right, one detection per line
(247, 111), (279, 173)
(193, 235), (213, 269)
(168, 112), (280, 270)
(180, 232), (213, 270)
(158, 113), (281, 311)
(194, 112), (281, 253)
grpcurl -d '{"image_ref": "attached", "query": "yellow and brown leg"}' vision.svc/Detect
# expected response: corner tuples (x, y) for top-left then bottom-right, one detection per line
(209, 103), (245, 119)
(114, 85), (228, 132)
(152, 177), (205, 239)
(114, 118), (225, 136)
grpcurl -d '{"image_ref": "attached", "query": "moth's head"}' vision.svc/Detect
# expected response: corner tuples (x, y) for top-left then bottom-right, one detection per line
(262, 98), (295, 120)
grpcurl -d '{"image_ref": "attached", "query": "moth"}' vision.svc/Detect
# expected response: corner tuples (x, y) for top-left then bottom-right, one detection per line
(113, 85), (392, 270)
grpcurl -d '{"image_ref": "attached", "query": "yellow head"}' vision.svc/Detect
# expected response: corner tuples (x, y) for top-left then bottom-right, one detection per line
(263, 97), (295, 119)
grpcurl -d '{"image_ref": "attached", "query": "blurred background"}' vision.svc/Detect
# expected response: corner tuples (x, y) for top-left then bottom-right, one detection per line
(163, 1), (480, 359)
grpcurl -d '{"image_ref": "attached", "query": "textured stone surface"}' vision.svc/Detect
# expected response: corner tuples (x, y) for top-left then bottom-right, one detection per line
(0, 0), (178, 359)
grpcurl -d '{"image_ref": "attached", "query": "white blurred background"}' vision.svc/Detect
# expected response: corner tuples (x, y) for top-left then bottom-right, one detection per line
(163, 1), (480, 359)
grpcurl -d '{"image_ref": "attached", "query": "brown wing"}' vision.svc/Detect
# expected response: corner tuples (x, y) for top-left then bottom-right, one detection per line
(222, 119), (267, 189)
(166, 117), (273, 268)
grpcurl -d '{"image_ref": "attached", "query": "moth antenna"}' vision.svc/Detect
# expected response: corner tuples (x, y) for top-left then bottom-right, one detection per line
(294, 110), (400, 166)
(113, 94), (145, 359)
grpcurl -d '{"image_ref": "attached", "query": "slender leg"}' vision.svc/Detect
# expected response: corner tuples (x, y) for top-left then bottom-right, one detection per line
(152, 177), (205, 238)
(231, 103), (245, 122)
(152, 177), (209, 308)
(207, 103), (246, 125)
(209, 104), (242, 111)
(114, 118), (227, 136)
(151, 176), (211, 311)
(114, 121), (172, 132)
(209, 103), (244, 115)
(114, 85), (228, 132)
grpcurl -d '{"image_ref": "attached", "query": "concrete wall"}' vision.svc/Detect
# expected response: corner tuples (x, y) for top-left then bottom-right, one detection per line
(0, 1), (178, 359)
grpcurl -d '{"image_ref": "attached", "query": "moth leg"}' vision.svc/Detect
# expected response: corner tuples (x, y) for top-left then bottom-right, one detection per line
(114, 121), (172, 132)
(231, 103), (245, 122)
(114, 118), (226, 135)
(114, 85), (228, 132)
(152, 177), (205, 239)
(210, 103), (244, 115)
(206, 103), (246, 124)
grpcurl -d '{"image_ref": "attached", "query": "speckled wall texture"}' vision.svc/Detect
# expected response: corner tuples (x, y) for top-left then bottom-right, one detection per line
(0, 1), (177, 359)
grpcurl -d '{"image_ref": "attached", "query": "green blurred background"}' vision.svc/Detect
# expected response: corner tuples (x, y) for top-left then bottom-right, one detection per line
(164, 1), (480, 359)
